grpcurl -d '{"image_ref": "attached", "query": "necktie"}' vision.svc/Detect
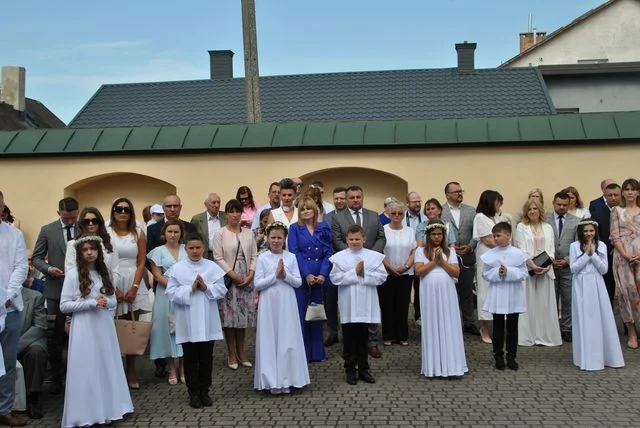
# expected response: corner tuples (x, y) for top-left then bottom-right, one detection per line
(65, 225), (73, 242)
(355, 211), (362, 227)
(558, 214), (564, 237)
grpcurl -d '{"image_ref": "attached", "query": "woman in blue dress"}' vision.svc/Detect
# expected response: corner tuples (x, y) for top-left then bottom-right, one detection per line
(287, 196), (333, 362)
(147, 219), (187, 384)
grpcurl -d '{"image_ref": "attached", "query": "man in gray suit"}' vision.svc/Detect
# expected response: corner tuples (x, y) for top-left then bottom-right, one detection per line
(19, 286), (47, 419)
(32, 196), (78, 393)
(440, 182), (480, 336)
(191, 193), (228, 261)
(547, 191), (579, 343)
(323, 186), (347, 346)
(332, 185), (386, 358)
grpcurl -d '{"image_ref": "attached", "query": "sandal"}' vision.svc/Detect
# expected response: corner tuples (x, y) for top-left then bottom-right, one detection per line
(167, 370), (178, 385)
(383, 341), (392, 346)
(400, 341), (409, 346)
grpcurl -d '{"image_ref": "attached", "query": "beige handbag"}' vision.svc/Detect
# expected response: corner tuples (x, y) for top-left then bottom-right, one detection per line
(115, 305), (152, 356)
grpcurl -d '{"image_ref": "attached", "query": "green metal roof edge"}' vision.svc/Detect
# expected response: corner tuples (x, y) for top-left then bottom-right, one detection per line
(1, 111), (639, 157)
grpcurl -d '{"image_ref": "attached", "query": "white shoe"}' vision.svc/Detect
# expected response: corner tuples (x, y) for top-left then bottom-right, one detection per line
(270, 388), (282, 395)
(282, 387), (290, 394)
(416, 318), (422, 326)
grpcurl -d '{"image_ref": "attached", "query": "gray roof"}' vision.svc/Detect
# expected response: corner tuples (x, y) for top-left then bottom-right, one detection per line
(69, 67), (554, 128)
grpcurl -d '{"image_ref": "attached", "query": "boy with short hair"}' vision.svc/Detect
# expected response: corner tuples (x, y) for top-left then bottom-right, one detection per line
(329, 225), (387, 385)
(481, 222), (528, 371)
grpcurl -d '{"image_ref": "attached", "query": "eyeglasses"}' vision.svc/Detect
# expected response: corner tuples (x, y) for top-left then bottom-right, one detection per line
(113, 206), (132, 214)
(447, 190), (465, 194)
(389, 211), (404, 216)
(81, 218), (100, 226)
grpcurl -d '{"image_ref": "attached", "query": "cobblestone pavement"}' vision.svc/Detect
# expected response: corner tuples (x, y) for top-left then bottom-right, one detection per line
(24, 322), (640, 428)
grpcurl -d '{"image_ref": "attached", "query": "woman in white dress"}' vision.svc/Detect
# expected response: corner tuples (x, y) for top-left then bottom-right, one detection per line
(107, 197), (150, 389)
(254, 221), (310, 394)
(268, 178), (298, 227)
(564, 186), (591, 219)
(570, 221), (624, 371)
(515, 198), (562, 347)
(414, 221), (467, 378)
(60, 236), (133, 427)
(147, 219), (187, 385)
(473, 190), (510, 344)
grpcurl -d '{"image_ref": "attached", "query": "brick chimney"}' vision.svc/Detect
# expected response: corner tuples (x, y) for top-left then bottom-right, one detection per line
(1, 66), (26, 112)
(519, 32), (547, 53)
(455, 42), (476, 73)
(208, 50), (234, 79)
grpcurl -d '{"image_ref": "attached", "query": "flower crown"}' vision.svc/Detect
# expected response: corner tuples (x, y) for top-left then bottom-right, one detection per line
(578, 220), (599, 228)
(425, 222), (447, 233)
(74, 235), (103, 247)
(265, 221), (288, 235)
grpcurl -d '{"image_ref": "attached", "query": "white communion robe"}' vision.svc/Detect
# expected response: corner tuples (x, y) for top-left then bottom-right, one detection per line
(253, 250), (310, 391)
(570, 241), (624, 371)
(481, 245), (528, 315)
(329, 248), (387, 324)
(165, 258), (227, 345)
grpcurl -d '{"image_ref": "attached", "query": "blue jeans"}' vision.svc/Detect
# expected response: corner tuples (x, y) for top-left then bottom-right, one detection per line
(0, 311), (22, 414)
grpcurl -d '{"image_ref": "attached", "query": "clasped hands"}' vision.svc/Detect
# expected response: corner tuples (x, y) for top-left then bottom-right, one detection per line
(191, 274), (208, 292)
(95, 295), (109, 309)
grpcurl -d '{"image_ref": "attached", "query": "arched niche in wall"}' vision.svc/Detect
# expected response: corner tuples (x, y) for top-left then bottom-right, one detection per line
(65, 172), (176, 221)
(302, 167), (408, 212)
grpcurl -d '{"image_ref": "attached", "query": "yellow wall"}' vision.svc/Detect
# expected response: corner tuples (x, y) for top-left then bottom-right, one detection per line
(2, 142), (638, 247)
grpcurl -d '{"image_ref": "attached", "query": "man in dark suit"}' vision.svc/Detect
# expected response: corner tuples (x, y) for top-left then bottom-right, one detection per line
(191, 193), (228, 261)
(32, 196), (78, 393)
(146, 194), (196, 376)
(547, 191), (580, 343)
(332, 185), (386, 358)
(19, 286), (47, 419)
(590, 183), (621, 307)
(440, 182), (480, 336)
(588, 178), (616, 212)
(323, 186), (347, 346)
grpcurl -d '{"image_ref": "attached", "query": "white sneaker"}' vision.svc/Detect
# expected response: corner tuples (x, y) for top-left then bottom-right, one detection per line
(416, 318), (422, 326)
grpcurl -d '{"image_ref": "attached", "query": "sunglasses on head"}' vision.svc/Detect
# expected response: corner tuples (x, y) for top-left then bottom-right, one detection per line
(81, 218), (100, 226)
(113, 206), (132, 214)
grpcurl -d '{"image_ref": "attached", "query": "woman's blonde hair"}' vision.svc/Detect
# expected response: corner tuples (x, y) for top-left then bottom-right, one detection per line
(296, 196), (319, 227)
(520, 198), (546, 225)
(527, 188), (545, 206)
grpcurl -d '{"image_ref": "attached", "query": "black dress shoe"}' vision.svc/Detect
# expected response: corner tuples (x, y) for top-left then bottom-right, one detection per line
(506, 359), (519, 371)
(49, 381), (63, 395)
(324, 335), (339, 347)
(561, 332), (572, 343)
(200, 391), (213, 407)
(463, 324), (481, 336)
(27, 393), (44, 419)
(368, 346), (382, 358)
(189, 393), (202, 409)
(346, 372), (358, 385)
(495, 358), (506, 370)
(358, 371), (376, 384)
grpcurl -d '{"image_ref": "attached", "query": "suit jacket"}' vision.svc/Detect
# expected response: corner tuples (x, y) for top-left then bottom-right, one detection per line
(19, 287), (48, 354)
(440, 203), (477, 264)
(146, 218), (197, 254)
(32, 219), (77, 300)
(190, 211), (228, 256)
(332, 207), (386, 253)
(590, 204), (613, 255)
(546, 212), (579, 264)
(588, 196), (606, 213)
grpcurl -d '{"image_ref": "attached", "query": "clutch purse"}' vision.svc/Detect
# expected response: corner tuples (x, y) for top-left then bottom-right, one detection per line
(304, 302), (327, 322)
(528, 251), (553, 276)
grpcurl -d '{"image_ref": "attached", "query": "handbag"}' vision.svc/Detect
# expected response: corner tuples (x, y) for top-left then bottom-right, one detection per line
(224, 239), (241, 289)
(528, 251), (553, 276)
(304, 294), (327, 322)
(115, 304), (152, 356)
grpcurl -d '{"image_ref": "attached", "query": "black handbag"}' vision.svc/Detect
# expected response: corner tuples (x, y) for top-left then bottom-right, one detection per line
(224, 240), (241, 289)
(528, 251), (553, 276)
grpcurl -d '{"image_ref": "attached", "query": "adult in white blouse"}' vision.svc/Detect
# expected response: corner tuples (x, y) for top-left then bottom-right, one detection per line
(564, 186), (591, 220)
(267, 178), (298, 227)
(515, 198), (562, 347)
(380, 201), (416, 346)
(473, 190), (510, 344)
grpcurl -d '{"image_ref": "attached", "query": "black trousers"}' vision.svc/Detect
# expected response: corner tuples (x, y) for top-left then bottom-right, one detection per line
(18, 344), (47, 395)
(412, 276), (421, 320)
(456, 259), (476, 326)
(342, 323), (369, 374)
(603, 254), (615, 309)
(324, 284), (339, 338)
(182, 341), (214, 395)
(46, 298), (67, 382)
(379, 275), (412, 341)
(492, 313), (519, 360)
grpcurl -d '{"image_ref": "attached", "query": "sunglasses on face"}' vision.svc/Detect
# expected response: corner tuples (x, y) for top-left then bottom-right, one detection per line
(81, 218), (100, 226)
(113, 206), (132, 214)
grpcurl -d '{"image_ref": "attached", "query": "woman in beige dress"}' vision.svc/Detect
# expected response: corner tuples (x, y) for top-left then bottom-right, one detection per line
(610, 178), (640, 349)
(214, 199), (258, 369)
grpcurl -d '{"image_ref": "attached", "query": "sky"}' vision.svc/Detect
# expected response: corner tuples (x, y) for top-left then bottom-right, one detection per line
(1, 0), (605, 124)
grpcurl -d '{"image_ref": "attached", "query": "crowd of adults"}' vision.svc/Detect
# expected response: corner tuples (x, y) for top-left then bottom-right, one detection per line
(0, 175), (639, 425)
